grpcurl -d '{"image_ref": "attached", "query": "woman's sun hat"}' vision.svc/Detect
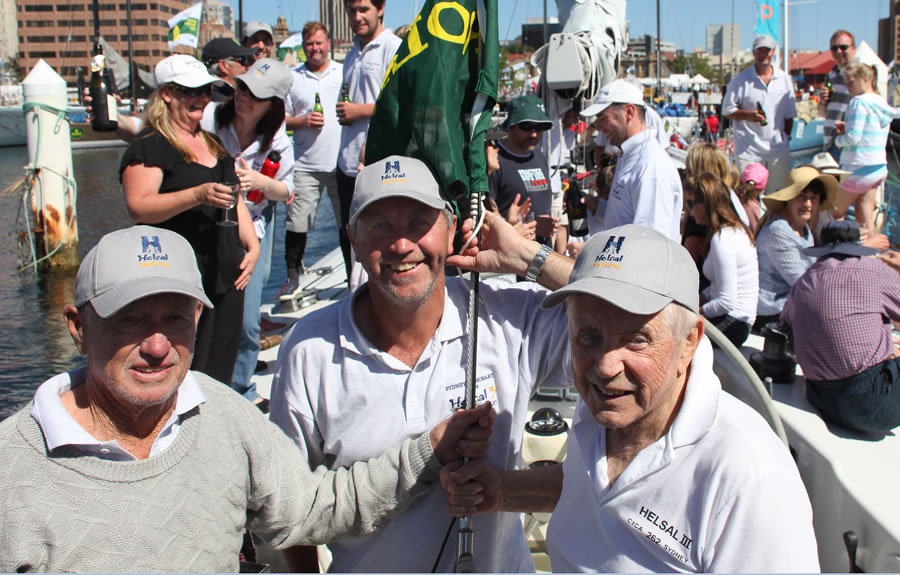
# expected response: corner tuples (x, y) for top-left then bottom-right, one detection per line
(762, 166), (838, 212)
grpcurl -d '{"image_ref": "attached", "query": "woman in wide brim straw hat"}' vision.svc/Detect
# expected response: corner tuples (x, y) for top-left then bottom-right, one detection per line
(753, 166), (838, 329)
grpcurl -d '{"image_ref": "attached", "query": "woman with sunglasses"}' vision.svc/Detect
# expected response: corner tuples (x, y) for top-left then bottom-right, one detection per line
(200, 58), (294, 409)
(120, 54), (260, 386)
(754, 166), (838, 330)
(685, 173), (758, 346)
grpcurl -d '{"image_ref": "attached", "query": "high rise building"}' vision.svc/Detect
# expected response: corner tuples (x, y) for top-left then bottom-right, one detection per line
(318, 0), (352, 49)
(202, 0), (232, 34)
(1, 0), (17, 68)
(16, 0), (192, 84)
(706, 24), (739, 59)
(877, 1), (900, 64)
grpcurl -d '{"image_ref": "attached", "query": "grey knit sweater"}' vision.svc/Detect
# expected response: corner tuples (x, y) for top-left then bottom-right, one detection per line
(0, 371), (440, 572)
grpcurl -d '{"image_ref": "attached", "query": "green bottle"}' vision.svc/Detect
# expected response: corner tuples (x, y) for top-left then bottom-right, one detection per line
(313, 92), (324, 114)
(757, 102), (768, 127)
(339, 83), (352, 126)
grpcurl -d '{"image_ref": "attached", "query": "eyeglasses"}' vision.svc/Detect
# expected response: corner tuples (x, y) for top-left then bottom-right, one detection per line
(173, 84), (212, 98)
(227, 56), (253, 67)
(236, 79), (266, 102)
(797, 191), (822, 203)
(516, 122), (541, 132)
(830, 44), (852, 52)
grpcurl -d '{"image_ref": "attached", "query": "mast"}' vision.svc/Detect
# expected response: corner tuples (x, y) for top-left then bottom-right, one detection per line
(125, 0), (136, 109)
(656, 0), (661, 98)
(784, 0), (789, 72)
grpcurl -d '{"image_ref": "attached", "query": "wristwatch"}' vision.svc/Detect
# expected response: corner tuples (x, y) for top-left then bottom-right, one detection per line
(525, 244), (553, 282)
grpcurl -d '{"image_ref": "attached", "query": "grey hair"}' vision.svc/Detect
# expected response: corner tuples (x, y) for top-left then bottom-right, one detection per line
(660, 302), (699, 339)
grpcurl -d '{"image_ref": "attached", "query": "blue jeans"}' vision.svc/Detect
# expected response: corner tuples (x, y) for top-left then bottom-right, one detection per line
(231, 203), (275, 401)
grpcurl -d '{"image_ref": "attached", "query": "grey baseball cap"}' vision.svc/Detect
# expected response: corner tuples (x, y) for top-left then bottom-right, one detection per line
(349, 156), (453, 226)
(542, 224), (699, 314)
(242, 21), (274, 42)
(235, 58), (293, 100)
(75, 225), (213, 318)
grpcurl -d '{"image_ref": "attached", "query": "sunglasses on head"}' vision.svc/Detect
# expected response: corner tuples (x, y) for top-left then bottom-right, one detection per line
(236, 79), (266, 102)
(173, 84), (212, 98)
(830, 44), (852, 52)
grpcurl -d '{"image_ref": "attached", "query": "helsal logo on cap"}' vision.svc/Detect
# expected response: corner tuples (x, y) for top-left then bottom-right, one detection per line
(138, 235), (170, 268)
(381, 160), (406, 183)
(255, 62), (271, 77)
(594, 235), (625, 270)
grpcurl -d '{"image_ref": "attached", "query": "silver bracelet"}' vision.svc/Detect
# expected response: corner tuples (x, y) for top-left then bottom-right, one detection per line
(525, 244), (552, 282)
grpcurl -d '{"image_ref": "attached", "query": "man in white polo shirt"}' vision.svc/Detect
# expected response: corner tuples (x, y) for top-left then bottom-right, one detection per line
(269, 156), (574, 572)
(334, 0), (403, 274)
(723, 34), (797, 193)
(442, 224), (819, 572)
(581, 79), (683, 241)
(284, 21), (343, 282)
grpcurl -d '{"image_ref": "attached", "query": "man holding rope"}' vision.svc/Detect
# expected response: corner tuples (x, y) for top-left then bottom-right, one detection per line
(269, 155), (574, 572)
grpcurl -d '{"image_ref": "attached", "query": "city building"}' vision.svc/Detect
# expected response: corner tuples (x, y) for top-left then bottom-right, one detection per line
(1, 0), (17, 69)
(273, 14), (288, 45)
(626, 34), (677, 58)
(318, 0), (352, 51)
(705, 23), (739, 76)
(877, 0), (900, 64)
(521, 17), (561, 50)
(202, 0), (232, 35)
(16, 0), (192, 84)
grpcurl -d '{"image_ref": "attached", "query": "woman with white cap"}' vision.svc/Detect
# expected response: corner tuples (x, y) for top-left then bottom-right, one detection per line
(754, 166), (838, 329)
(201, 58), (294, 409)
(120, 54), (260, 386)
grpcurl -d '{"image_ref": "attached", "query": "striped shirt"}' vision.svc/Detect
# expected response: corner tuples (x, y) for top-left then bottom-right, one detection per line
(834, 92), (900, 170)
(823, 67), (851, 149)
(781, 256), (900, 381)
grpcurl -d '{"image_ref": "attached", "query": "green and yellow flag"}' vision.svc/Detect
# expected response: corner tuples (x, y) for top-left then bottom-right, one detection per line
(365, 0), (499, 217)
(168, 3), (202, 50)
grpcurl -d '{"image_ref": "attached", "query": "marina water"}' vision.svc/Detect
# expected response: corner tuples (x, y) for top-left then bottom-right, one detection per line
(0, 145), (897, 419)
(0, 145), (337, 419)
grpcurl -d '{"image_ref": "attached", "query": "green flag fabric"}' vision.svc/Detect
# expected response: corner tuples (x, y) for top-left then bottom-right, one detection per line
(365, 0), (499, 219)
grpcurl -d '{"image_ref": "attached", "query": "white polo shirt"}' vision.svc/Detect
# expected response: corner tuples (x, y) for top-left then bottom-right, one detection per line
(722, 65), (797, 162)
(269, 277), (571, 573)
(338, 29), (403, 176)
(286, 60), (343, 172)
(546, 337), (819, 572)
(603, 128), (683, 241)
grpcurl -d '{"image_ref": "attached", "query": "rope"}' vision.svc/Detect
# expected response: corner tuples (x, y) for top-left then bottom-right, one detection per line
(16, 102), (79, 273)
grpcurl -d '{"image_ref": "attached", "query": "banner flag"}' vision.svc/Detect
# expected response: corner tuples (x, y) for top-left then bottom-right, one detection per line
(168, 3), (203, 50)
(365, 0), (499, 217)
(755, 0), (780, 43)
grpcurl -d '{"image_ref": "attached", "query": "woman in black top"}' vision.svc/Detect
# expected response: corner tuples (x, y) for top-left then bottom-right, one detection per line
(120, 54), (260, 384)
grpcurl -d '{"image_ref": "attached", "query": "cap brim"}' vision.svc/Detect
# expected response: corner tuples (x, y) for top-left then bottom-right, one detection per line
(541, 277), (674, 315)
(802, 243), (878, 258)
(580, 102), (611, 118)
(348, 191), (452, 227)
(514, 119), (552, 130)
(89, 277), (213, 318)
(176, 73), (225, 89)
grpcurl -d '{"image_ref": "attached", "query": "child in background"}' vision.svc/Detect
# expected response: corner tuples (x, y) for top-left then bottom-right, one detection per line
(834, 62), (900, 231)
(736, 163), (769, 234)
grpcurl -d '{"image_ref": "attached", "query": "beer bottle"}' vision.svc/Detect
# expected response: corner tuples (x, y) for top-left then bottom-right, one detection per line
(823, 79), (832, 103)
(313, 92), (324, 114)
(89, 41), (118, 132)
(339, 82), (352, 126)
(756, 102), (767, 127)
(566, 168), (588, 237)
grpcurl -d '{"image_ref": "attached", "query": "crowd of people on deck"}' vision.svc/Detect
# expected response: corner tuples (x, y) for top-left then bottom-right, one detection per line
(1, 1), (900, 570)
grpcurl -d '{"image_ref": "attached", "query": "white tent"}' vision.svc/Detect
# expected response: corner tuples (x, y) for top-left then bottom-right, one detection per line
(690, 73), (710, 84)
(280, 32), (303, 49)
(855, 41), (888, 99)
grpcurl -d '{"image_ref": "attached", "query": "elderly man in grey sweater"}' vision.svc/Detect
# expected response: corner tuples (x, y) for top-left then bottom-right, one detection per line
(0, 225), (493, 572)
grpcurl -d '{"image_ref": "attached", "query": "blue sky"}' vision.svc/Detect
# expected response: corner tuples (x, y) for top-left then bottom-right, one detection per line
(234, 0), (889, 53)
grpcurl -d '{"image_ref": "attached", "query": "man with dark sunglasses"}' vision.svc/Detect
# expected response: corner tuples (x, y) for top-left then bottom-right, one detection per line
(201, 38), (255, 102)
(818, 29), (857, 158)
(489, 95), (563, 252)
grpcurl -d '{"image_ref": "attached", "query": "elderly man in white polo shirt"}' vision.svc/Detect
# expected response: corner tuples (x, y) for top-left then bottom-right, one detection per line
(723, 34), (797, 193)
(269, 155), (574, 572)
(581, 79), (683, 241)
(442, 223), (820, 573)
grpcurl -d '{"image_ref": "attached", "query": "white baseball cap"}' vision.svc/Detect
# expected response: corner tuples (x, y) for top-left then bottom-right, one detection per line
(154, 54), (223, 88)
(349, 156), (453, 227)
(753, 35), (776, 52)
(242, 21), (274, 42)
(235, 58), (293, 101)
(581, 79), (646, 118)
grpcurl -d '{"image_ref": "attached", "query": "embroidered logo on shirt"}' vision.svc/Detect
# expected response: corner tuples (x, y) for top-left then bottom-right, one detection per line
(382, 160), (406, 183)
(517, 168), (548, 193)
(444, 373), (498, 412)
(138, 235), (169, 267)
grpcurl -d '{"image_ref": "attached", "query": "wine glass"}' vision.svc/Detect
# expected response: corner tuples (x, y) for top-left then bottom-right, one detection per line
(218, 181), (239, 227)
